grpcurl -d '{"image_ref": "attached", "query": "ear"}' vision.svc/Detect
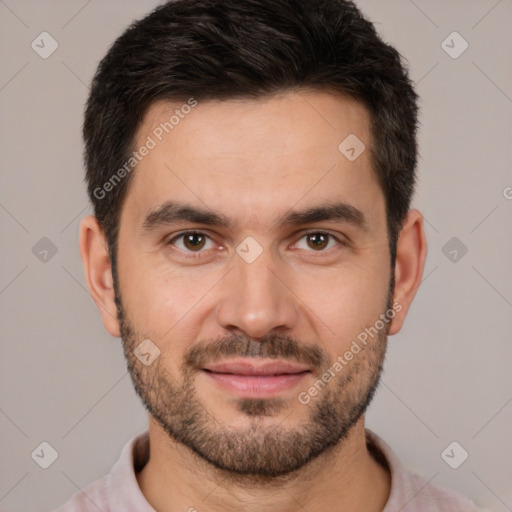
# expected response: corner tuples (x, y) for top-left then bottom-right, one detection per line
(79, 215), (121, 337)
(388, 209), (428, 335)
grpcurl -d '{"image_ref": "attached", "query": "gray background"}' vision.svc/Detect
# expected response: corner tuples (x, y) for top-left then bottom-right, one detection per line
(0, 0), (511, 510)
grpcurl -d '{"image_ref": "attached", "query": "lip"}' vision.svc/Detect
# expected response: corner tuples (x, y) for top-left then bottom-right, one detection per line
(201, 359), (310, 398)
(203, 359), (310, 375)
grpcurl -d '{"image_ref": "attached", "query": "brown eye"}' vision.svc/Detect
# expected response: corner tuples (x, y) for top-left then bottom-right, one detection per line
(169, 231), (214, 254)
(294, 231), (342, 253)
(306, 232), (329, 250)
(183, 232), (206, 251)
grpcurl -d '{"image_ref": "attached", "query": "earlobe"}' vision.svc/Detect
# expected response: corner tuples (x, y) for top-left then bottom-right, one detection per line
(79, 215), (121, 338)
(388, 209), (428, 336)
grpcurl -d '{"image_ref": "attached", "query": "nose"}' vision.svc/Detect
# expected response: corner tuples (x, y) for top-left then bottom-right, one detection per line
(215, 246), (299, 340)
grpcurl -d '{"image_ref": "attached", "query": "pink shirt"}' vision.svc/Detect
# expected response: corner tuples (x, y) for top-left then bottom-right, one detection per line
(54, 429), (482, 511)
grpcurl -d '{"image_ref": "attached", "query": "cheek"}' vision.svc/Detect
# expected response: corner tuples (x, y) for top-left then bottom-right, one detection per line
(124, 264), (217, 347)
(295, 260), (389, 355)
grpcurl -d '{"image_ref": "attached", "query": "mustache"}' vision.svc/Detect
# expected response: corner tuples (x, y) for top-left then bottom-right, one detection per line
(184, 333), (329, 371)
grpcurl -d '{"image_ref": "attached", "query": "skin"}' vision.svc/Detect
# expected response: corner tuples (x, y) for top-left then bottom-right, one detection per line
(80, 90), (427, 512)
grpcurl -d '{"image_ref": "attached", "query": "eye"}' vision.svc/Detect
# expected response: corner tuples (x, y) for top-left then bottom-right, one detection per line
(167, 230), (344, 258)
(168, 231), (215, 254)
(293, 231), (342, 252)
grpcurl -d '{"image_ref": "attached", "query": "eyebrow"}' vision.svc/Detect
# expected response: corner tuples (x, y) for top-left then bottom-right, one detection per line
(140, 200), (368, 234)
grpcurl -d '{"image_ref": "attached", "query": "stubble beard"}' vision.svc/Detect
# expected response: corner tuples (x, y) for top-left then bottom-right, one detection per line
(116, 288), (390, 479)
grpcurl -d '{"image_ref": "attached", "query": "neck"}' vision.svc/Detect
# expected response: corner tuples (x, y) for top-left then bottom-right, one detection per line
(136, 416), (391, 512)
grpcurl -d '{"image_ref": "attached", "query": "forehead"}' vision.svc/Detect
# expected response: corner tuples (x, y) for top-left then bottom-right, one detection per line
(122, 90), (384, 233)
(140, 90), (371, 158)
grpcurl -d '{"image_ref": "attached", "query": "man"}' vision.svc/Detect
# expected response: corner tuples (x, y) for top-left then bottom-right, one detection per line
(57, 0), (481, 510)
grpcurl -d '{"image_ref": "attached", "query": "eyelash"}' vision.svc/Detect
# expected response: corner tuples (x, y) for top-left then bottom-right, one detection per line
(167, 230), (345, 258)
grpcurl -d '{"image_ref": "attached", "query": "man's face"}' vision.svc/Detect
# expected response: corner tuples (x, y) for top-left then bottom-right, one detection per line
(114, 91), (393, 477)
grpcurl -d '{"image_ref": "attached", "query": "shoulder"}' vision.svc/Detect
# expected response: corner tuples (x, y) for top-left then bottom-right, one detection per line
(52, 431), (151, 512)
(365, 429), (484, 512)
(53, 475), (109, 512)
(399, 469), (483, 512)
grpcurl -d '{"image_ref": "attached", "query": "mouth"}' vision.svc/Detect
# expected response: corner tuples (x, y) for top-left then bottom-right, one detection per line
(201, 359), (311, 398)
